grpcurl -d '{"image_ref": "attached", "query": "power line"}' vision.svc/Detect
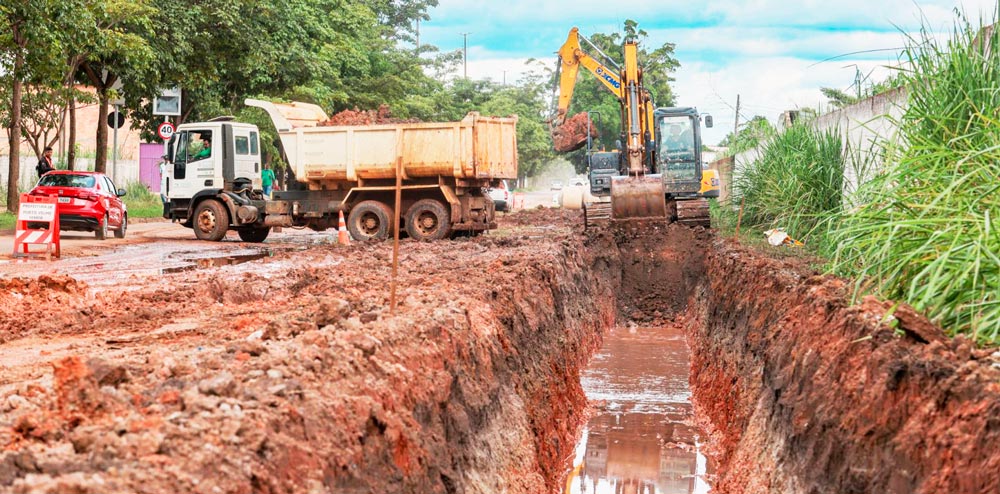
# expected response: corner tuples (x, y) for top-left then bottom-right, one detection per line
(807, 47), (905, 68)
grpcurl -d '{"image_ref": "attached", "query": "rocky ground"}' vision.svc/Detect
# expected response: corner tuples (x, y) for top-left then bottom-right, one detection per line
(0, 210), (617, 494)
(1, 209), (998, 494)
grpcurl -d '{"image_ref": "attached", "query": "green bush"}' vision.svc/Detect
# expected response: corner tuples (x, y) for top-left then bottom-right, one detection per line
(732, 123), (845, 249)
(124, 182), (164, 219)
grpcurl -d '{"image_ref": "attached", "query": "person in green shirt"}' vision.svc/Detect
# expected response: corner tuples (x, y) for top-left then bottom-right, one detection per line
(262, 163), (276, 198)
(192, 138), (211, 161)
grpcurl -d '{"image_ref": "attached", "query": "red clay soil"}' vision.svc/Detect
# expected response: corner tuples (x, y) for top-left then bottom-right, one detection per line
(552, 112), (599, 153)
(0, 211), (617, 494)
(686, 239), (1000, 494)
(319, 105), (420, 126)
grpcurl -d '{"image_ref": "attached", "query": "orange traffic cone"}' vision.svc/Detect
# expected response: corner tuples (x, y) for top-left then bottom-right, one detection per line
(337, 210), (350, 245)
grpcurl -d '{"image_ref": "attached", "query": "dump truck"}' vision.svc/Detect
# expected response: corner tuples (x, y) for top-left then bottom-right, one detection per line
(161, 99), (518, 242)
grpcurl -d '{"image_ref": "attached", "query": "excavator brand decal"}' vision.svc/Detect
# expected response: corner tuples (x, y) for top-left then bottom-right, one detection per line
(594, 67), (621, 89)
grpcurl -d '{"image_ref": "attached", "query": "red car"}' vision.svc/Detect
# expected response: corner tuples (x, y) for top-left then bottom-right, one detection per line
(28, 171), (128, 239)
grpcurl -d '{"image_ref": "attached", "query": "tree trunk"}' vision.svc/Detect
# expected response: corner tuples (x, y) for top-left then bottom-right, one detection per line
(6, 55), (24, 213)
(68, 96), (77, 170)
(95, 90), (109, 173)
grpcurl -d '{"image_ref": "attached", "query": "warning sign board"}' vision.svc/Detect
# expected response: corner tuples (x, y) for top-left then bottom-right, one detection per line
(13, 194), (60, 260)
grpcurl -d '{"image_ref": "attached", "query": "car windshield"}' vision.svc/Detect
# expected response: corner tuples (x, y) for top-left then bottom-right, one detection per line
(38, 174), (96, 188)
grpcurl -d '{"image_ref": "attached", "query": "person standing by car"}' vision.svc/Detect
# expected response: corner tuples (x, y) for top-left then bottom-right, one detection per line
(261, 163), (275, 199)
(36, 147), (55, 178)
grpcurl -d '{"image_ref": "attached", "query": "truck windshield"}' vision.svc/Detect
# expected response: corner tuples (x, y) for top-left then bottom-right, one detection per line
(658, 116), (698, 181)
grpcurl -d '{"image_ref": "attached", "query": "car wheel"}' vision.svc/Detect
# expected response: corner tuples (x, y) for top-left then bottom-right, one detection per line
(114, 214), (127, 239)
(347, 200), (394, 241)
(405, 198), (451, 241)
(96, 214), (108, 240)
(237, 227), (271, 243)
(193, 199), (230, 241)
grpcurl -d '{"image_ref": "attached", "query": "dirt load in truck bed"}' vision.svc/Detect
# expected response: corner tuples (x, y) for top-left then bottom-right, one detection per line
(319, 105), (421, 126)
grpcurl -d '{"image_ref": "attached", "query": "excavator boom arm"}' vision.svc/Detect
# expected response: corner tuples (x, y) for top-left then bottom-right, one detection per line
(554, 28), (624, 124)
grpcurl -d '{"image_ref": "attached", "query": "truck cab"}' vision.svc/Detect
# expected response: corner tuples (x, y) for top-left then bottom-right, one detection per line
(163, 119), (272, 242)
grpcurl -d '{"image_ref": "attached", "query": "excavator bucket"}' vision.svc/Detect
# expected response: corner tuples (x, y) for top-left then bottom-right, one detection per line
(551, 113), (599, 153)
(610, 175), (667, 220)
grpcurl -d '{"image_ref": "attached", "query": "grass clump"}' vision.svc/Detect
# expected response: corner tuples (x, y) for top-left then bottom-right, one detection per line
(830, 12), (1000, 343)
(732, 123), (846, 250)
(124, 182), (164, 219)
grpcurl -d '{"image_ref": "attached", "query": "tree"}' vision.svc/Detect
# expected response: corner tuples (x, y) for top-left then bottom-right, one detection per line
(0, 0), (69, 212)
(718, 116), (775, 156)
(19, 84), (77, 161)
(75, 0), (155, 173)
(821, 87), (859, 109)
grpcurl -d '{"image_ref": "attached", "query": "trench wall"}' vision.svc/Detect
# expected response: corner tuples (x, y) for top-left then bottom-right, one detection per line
(687, 240), (1000, 493)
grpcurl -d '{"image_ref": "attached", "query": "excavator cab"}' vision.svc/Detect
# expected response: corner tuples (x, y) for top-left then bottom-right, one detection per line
(655, 108), (704, 196)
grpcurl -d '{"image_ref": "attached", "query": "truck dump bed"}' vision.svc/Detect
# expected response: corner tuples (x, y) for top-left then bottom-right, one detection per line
(246, 99), (518, 187)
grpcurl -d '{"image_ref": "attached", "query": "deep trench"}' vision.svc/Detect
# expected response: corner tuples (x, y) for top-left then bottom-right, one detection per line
(539, 222), (1000, 494)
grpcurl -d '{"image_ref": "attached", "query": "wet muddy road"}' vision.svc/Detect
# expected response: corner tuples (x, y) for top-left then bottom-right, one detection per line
(564, 323), (713, 494)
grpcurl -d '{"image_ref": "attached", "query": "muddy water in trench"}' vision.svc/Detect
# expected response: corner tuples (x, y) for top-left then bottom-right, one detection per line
(564, 323), (714, 494)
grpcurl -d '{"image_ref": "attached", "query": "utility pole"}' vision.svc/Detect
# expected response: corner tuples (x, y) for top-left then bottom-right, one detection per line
(733, 94), (741, 139)
(415, 19), (420, 52)
(461, 32), (470, 79)
(502, 70), (507, 86)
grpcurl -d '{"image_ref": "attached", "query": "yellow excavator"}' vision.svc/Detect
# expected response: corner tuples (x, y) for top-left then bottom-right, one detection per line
(551, 27), (719, 227)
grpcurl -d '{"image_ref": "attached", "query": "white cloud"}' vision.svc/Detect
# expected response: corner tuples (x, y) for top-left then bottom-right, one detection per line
(422, 0), (997, 145)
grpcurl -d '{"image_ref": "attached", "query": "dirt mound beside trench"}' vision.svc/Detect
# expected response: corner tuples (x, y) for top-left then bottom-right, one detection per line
(686, 240), (1000, 493)
(0, 212), (620, 494)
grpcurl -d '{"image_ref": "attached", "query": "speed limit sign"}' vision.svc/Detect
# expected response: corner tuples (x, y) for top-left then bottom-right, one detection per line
(157, 122), (175, 140)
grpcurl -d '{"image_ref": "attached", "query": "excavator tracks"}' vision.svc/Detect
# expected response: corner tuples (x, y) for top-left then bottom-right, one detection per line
(675, 198), (711, 227)
(584, 198), (712, 230)
(583, 201), (613, 230)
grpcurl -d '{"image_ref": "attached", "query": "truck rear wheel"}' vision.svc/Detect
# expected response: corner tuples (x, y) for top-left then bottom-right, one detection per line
(405, 199), (451, 241)
(348, 200), (394, 241)
(194, 199), (230, 241)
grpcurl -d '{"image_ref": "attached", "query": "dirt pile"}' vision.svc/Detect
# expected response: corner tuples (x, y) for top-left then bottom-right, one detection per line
(686, 240), (1000, 493)
(551, 112), (599, 153)
(0, 211), (618, 494)
(319, 105), (420, 126)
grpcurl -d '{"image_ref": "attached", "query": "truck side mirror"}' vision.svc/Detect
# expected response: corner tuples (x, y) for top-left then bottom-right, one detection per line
(704, 115), (714, 128)
(166, 136), (176, 162)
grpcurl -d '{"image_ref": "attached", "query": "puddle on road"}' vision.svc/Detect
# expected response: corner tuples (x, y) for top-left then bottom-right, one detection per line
(564, 324), (714, 494)
(161, 248), (275, 273)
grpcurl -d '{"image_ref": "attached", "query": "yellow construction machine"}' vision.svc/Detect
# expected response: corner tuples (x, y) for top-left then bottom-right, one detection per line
(551, 27), (719, 227)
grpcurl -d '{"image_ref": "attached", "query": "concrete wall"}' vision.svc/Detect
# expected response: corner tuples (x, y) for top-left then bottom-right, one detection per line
(731, 87), (909, 201)
(810, 86), (908, 197)
(1, 155), (140, 193)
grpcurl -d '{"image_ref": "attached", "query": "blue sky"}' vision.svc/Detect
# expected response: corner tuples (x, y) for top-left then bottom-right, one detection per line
(418, 0), (998, 144)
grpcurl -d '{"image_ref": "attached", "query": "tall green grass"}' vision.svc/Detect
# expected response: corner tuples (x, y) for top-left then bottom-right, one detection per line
(124, 182), (164, 218)
(732, 124), (846, 249)
(830, 13), (1000, 342)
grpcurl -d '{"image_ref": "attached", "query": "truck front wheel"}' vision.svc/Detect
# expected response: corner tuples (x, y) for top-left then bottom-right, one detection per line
(348, 200), (394, 241)
(194, 199), (230, 241)
(405, 199), (451, 241)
